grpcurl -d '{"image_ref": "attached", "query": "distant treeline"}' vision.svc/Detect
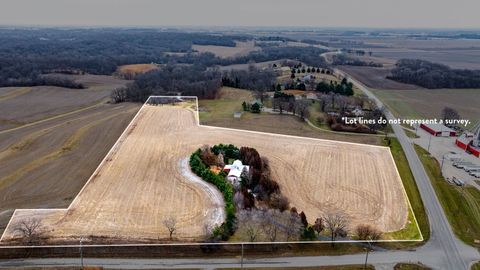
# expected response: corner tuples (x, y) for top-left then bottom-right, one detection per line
(332, 54), (382, 67)
(111, 65), (221, 103)
(231, 46), (327, 67)
(221, 67), (276, 92)
(1, 74), (84, 89)
(388, 59), (480, 89)
(0, 28), (245, 87)
(1, 28), (329, 92)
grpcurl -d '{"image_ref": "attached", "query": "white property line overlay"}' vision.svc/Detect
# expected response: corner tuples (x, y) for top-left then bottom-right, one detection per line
(0, 95), (423, 248)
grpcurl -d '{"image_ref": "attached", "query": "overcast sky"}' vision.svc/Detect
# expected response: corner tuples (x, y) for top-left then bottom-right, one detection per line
(1, 0), (479, 29)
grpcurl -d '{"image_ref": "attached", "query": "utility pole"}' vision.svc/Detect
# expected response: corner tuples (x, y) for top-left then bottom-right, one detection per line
(427, 134), (432, 153)
(241, 243), (244, 269)
(363, 247), (369, 269)
(364, 238), (372, 270)
(441, 154), (446, 176)
(80, 237), (84, 269)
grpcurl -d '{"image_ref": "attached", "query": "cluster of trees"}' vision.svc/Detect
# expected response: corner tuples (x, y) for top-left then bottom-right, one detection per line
(314, 93), (387, 133)
(190, 146), (236, 240)
(237, 147), (289, 210)
(241, 101), (262, 113)
(236, 207), (382, 243)
(290, 66), (331, 75)
(316, 78), (354, 96)
(326, 107), (386, 134)
(332, 54), (382, 67)
(228, 46), (328, 68)
(0, 28), (248, 87)
(235, 207), (304, 242)
(441, 107), (461, 127)
(272, 92), (311, 120)
(112, 65), (221, 103)
(221, 66), (276, 92)
(388, 59), (480, 88)
(1, 74), (84, 89)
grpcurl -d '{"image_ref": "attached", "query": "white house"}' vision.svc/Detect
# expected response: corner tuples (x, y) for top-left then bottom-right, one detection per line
(223, 160), (249, 186)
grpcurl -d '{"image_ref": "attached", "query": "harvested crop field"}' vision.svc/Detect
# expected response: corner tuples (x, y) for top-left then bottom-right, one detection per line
(369, 88), (480, 127)
(193, 41), (260, 58)
(117, 64), (158, 76)
(0, 102), (140, 235)
(0, 75), (130, 131)
(1, 102), (408, 244)
(338, 66), (421, 90)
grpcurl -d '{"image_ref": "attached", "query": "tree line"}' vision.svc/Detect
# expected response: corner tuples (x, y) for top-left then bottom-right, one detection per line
(111, 65), (221, 103)
(388, 59), (480, 88)
(221, 66), (277, 92)
(316, 78), (354, 96)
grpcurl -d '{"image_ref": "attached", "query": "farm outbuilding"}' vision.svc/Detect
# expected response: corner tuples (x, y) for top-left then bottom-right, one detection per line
(420, 123), (456, 137)
(456, 126), (480, 158)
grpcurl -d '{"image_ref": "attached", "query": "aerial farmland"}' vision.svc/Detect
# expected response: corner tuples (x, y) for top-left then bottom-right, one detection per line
(1, 100), (410, 244)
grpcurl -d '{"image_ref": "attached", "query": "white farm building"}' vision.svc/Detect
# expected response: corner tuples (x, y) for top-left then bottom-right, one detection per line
(223, 160), (249, 186)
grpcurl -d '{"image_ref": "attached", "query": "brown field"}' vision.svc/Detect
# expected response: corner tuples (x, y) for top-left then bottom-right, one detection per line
(117, 63), (158, 76)
(192, 40), (260, 58)
(338, 66), (421, 90)
(369, 47), (480, 70)
(337, 36), (480, 69)
(0, 74), (139, 236)
(1, 104), (408, 243)
(0, 75), (130, 131)
(369, 88), (480, 126)
(0, 102), (140, 234)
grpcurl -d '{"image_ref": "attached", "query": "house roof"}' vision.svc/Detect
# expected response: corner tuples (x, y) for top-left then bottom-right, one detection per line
(224, 160), (249, 178)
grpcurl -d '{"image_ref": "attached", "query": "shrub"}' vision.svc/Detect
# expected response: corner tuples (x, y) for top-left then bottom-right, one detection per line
(190, 147), (237, 239)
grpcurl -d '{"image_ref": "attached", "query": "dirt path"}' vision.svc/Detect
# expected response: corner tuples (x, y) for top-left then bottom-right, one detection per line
(179, 158), (225, 229)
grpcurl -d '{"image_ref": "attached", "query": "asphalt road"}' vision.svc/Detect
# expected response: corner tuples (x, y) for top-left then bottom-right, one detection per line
(335, 69), (480, 269)
(0, 71), (479, 269)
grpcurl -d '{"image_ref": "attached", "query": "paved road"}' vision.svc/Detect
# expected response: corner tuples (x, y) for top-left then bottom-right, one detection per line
(1, 72), (479, 269)
(335, 68), (480, 269)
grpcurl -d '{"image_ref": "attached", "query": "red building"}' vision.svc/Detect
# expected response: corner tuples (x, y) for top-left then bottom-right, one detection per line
(420, 123), (456, 137)
(456, 135), (480, 158)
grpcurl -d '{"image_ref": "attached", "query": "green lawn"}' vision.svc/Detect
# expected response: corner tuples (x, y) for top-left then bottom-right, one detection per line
(472, 261), (480, 270)
(404, 129), (419, 139)
(415, 145), (480, 247)
(381, 138), (430, 246)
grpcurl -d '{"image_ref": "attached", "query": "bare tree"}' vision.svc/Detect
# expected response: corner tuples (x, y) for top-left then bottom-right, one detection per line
(313, 217), (324, 234)
(110, 88), (127, 103)
(285, 211), (303, 241)
(441, 107), (460, 125)
(269, 192), (290, 212)
(199, 145), (217, 166)
(355, 224), (382, 241)
(163, 216), (177, 240)
(294, 99), (311, 121)
(14, 218), (42, 244)
(233, 191), (245, 209)
(323, 211), (349, 247)
(237, 210), (262, 242)
(261, 209), (280, 242)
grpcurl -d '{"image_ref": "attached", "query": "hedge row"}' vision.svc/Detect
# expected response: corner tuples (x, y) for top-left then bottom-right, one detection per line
(189, 149), (236, 240)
